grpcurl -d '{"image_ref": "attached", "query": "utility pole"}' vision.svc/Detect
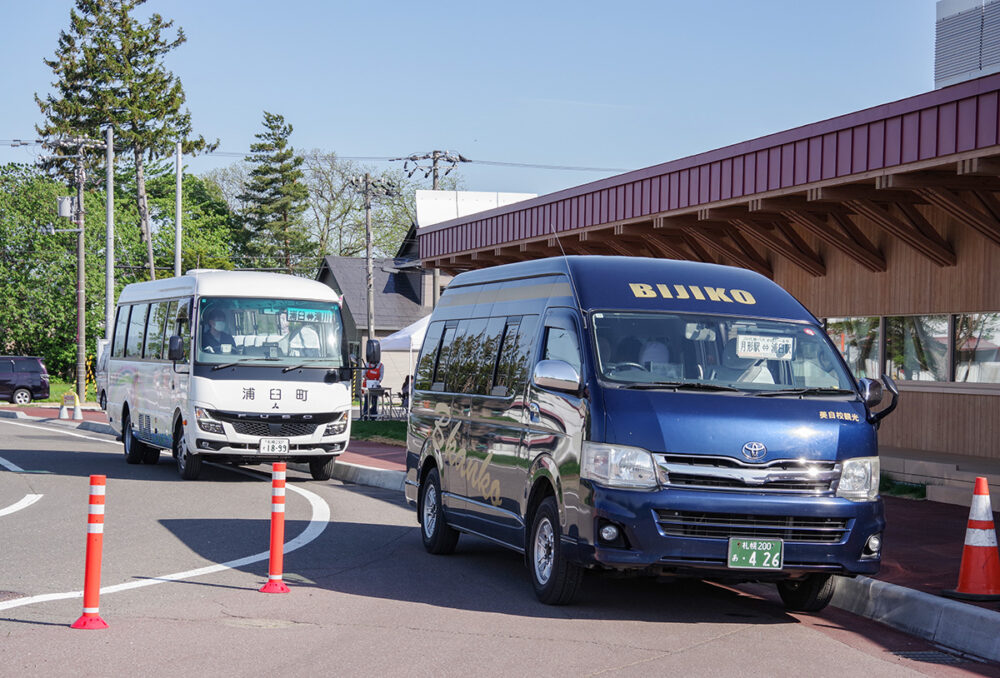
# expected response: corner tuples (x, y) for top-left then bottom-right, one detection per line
(347, 173), (397, 355)
(43, 135), (107, 402)
(105, 127), (114, 343)
(175, 141), (182, 277)
(389, 151), (468, 307)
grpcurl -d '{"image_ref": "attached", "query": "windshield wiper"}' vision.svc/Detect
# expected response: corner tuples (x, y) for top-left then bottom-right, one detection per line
(211, 362), (241, 371)
(753, 387), (856, 397)
(620, 381), (741, 392)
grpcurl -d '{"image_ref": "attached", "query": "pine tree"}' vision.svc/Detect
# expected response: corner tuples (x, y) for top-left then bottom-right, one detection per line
(35, 0), (215, 280)
(239, 112), (312, 275)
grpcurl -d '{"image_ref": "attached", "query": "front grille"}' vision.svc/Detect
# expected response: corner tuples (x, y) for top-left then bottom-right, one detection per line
(230, 421), (318, 437)
(654, 509), (849, 544)
(655, 454), (839, 495)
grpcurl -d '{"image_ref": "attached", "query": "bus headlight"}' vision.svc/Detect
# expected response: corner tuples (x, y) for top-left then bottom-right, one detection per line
(324, 411), (349, 436)
(581, 442), (658, 489)
(194, 407), (224, 435)
(836, 456), (880, 501)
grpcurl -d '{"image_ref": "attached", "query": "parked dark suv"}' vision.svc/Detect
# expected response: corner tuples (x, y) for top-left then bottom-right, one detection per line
(0, 356), (50, 404)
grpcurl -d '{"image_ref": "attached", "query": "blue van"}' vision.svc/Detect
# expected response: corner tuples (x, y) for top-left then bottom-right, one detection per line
(404, 256), (897, 609)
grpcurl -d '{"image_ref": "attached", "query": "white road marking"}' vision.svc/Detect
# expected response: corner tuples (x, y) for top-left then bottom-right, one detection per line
(0, 455), (26, 472)
(0, 421), (331, 612)
(0, 493), (43, 517)
(0, 419), (116, 444)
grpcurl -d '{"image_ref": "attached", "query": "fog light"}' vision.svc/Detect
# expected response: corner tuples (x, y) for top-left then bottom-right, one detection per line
(599, 524), (619, 542)
(864, 533), (882, 557)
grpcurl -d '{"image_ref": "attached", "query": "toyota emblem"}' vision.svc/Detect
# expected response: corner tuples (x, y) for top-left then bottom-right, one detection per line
(741, 441), (767, 461)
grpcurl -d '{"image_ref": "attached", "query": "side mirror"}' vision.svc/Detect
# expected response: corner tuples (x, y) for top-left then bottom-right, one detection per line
(869, 374), (899, 428)
(366, 339), (381, 365)
(857, 378), (883, 408)
(337, 366), (353, 381)
(532, 360), (582, 393)
(167, 335), (184, 362)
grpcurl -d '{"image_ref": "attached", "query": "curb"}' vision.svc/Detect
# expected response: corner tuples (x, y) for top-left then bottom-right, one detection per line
(288, 460), (405, 492)
(0, 410), (26, 419)
(832, 575), (1000, 662)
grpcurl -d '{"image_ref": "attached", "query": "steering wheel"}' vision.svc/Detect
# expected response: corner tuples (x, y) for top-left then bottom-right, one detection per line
(614, 362), (648, 372)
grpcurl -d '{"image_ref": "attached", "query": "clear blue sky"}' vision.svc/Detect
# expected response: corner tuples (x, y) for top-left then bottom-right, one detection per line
(1, 1), (935, 197)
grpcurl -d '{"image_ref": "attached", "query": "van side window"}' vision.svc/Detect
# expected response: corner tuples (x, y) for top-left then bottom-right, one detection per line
(112, 306), (130, 358)
(415, 321), (445, 392)
(125, 304), (149, 358)
(433, 323), (459, 390)
(144, 302), (167, 360)
(543, 326), (582, 373)
(449, 318), (489, 394)
(493, 315), (538, 397)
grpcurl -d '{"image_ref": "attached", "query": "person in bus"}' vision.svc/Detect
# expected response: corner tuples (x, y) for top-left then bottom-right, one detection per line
(202, 308), (236, 354)
(363, 358), (384, 418)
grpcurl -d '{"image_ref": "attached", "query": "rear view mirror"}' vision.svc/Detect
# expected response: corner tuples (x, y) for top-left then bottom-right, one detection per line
(533, 360), (582, 393)
(684, 323), (716, 341)
(167, 335), (184, 362)
(857, 378), (882, 407)
(366, 339), (381, 365)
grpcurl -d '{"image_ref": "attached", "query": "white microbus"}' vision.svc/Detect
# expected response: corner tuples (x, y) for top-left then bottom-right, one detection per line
(107, 270), (353, 480)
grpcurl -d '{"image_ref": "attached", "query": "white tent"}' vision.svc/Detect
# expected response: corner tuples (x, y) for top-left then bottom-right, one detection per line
(380, 314), (430, 351)
(378, 315), (430, 410)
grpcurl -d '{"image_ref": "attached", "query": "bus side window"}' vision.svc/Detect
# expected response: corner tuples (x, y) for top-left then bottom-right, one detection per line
(125, 304), (149, 359)
(433, 323), (458, 391)
(144, 302), (167, 360)
(112, 306), (130, 358)
(161, 300), (178, 359)
(175, 299), (191, 361)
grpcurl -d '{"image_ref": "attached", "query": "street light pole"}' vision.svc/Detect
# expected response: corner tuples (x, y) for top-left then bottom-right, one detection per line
(175, 140), (182, 277)
(347, 173), (398, 351)
(105, 127), (114, 343)
(75, 158), (86, 403)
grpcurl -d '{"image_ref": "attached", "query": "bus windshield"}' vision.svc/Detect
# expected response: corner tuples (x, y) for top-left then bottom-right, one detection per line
(592, 311), (855, 393)
(196, 296), (344, 367)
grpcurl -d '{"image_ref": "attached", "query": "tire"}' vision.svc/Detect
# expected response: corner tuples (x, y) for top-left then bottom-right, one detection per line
(98, 391), (107, 411)
(529, 496), (583, 605)
(777, 574), (836, 612)
(174, 424), (202, 480)
(142, 446), (160, 465)
(122, 410), (146, 464)
(12, 388), (31, 405)
(419, 467), (459, 554)
(309, 456), (336, 481)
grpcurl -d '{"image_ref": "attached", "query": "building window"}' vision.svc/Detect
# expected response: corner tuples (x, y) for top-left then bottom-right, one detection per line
(954, 313), (1000, 383)
(885, 315), (949, 382)
(825, 316), (880, 379)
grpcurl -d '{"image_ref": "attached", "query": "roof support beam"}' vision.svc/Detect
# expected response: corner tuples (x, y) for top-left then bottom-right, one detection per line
(844, 198), (955, 266)
(731, 218), (826, 277)
(875, 172), (1000, 192)
(682, 227), (772, 277)
(917, 188), (1000, 248)
(957, 157), (1000, 176)
(778, 209), (887, 272)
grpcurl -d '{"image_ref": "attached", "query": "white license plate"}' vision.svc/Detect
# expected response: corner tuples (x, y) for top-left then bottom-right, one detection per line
(259, 438), (289, 454)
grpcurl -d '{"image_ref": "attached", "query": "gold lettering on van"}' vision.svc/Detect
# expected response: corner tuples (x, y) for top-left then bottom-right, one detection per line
(429, 404), (502, 507)
(628, 283), (757, 305)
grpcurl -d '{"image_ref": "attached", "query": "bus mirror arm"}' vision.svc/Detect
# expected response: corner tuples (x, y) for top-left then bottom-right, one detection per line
(167, 335), (189, 374)
(870, 374), (899, 428)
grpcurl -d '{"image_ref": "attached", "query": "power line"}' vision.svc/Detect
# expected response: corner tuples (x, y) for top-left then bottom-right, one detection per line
(2, 138), (629, 173)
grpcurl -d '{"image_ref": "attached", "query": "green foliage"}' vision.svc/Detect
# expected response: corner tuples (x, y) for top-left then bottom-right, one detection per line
(239, 112), (312, 275)
(350, 420), (407, 443)
(879, 473), (927, 499)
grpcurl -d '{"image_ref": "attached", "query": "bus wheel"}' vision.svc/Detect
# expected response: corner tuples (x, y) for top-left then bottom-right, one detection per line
(309, 456), (336, 481)
(142, 447), (160, 465)
(420, 467), (458, 554)
(122, 411), (146, 464)
(776, 574), (835, 612)
(529, 497), (583, 605)
(174, 425), (202, 480)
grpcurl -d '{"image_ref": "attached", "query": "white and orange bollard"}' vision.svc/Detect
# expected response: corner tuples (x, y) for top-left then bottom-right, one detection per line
(944, 476), (1000, 601)
(260, 462), (290, 594)
(71, 475), (109, 629)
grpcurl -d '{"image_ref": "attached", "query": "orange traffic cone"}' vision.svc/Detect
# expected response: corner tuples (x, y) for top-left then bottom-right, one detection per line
(943, 476), (1000, 601)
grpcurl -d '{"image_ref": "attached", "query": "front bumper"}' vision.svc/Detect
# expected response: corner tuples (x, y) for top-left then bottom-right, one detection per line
(564, 485), (884, 578)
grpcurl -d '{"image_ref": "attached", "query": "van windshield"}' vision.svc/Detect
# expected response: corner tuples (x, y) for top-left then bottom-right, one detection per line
(592, 311), (855, 393)
(197, 297), (344, 367)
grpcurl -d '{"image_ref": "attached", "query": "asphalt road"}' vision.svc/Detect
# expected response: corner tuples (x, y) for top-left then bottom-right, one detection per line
(1, 419), (996, 678)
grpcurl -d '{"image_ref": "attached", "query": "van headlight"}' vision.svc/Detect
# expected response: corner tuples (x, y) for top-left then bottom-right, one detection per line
(581, 442), (658, 489)
(194, 407), (224, 435)
(324, 411), (349, 436)
(836, 456), (880, 501)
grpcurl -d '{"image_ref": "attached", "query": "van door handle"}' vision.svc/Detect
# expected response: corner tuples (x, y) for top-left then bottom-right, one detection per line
(528, 402), (540, 423)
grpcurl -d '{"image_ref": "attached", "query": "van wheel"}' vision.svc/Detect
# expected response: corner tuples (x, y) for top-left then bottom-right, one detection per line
(309, 456), (336, 481)
(420, 468), (458, 554)
(122, 411), (146, 464)
(529, 497), (583, 605)
(98, 391), (106, 410)
(174, 425), (202, 480)
(777, 574), (835, 612)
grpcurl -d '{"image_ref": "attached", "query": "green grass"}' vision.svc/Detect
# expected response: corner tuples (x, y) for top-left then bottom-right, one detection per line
(351, 420), (407, 443)
(880, 473), (927, 499)
(33, 378), (98, 404)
